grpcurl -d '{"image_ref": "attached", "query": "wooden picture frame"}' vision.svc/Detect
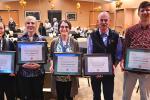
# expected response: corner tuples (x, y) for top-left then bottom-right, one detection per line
(25, 11), (41, 20)
(66, 12), (77, 21)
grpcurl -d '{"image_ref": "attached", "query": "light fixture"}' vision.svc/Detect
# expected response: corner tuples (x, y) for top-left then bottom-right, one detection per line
(76, 2), (80, 10)
(51, 4), (55, 9)
(94, 6), (102, 12)
(5, 5), (11, 11)
(115, 0), (122, 8)
(48, 0), (53, 3)
(19, 0), (27, 8)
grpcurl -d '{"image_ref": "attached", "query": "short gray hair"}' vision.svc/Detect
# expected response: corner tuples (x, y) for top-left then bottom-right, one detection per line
(25, 16), (37, 23)
(98, 11), (110, 20)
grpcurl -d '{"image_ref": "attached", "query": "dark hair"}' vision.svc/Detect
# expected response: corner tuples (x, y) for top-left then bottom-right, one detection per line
(58, 20), (72, 30)
(39, 22), (43, 27)
(138, 1), (150, 12)
(0, 22), (5, 37)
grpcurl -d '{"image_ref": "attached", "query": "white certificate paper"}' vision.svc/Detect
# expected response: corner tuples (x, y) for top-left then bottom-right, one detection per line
(21, 44), (42, 61)
(57, 56), (78, 72)
(87, 57), (109, 72)
(0, 55), (12, 71)
(128, 51), (150, 69)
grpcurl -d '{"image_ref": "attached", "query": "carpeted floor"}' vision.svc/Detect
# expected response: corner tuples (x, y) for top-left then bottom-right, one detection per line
(74, 65), (140, 100)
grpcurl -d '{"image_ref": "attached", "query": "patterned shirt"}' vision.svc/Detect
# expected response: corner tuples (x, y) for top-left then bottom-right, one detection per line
(123, 23), (150, 58)
(18, 33), (46, 77)
(54, 37), (73, 82)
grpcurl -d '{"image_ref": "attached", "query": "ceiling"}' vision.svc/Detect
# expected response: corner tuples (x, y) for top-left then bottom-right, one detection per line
(1, 0), (18, 1)
(0, 0), (115, 4)
(0, 0), (18, 1)
(77, 0), (115, 3)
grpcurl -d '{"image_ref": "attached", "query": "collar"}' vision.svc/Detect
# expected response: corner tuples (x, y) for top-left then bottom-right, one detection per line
(139, 23), (150, 30)
(24, 32), (38, 37)
(99, 28), (109, 36)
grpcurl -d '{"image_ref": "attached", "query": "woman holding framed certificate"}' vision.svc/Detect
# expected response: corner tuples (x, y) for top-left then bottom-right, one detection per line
(17, 16), (46, 100)
(49, 20), (79, 100)
(0, 22), (16, 100)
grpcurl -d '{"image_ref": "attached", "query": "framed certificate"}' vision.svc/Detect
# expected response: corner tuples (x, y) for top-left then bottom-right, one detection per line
(125, 48), (150, 73)
(53, 52), (82, 76)
(84, 53), (113, 76)
(17, 41), (47, 64)
(0, 51), (15, 73)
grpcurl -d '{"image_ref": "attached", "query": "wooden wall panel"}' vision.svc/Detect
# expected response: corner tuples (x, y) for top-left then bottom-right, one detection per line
(0, 10), (19, 27)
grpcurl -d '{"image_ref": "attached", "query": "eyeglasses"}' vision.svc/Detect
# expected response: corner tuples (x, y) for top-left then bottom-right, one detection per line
(100, 19), (108, 22)
(60, 26), (69, 29)
(26, 22), (35, 25)
(140, 8), (150, 13)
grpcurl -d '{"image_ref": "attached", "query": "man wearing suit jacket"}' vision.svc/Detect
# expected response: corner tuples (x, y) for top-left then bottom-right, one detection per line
(87, 11), (119, 100)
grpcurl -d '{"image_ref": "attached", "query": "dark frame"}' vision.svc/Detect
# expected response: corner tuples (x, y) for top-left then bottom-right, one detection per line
(125, 48), (150, 73)
(25, 11), (41, 20)
(17, 41), (47, 64)
(0, 51), (15, 73)
(53, 52), (82, 76)
(84, 53), (113, 76)
(66, 12), (77, 21)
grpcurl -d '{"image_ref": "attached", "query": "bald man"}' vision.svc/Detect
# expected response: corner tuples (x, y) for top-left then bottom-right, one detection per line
(87, 11), (119, 100)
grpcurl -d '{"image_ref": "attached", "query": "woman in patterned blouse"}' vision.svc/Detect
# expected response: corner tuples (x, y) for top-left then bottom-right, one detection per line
(50, 20), (79, 100)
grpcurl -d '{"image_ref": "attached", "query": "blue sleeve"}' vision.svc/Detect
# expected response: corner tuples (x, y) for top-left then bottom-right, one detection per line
(116, 37), (123, 61)
(87, 35), (93, 54)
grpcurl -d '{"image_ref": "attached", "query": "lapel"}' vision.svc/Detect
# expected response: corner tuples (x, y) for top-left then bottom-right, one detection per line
(22, 33), (39, 41)
(95, 29), (106, 48)
(1, 38), (8, 50)
(99, 28), (114, 48)
(107, 29), (114, 47)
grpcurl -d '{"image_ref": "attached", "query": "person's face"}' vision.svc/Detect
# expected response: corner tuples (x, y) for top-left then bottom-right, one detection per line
(0, 23), (4, 37)
(59, 21), (70, 36)
(25, 19), (36, 33)
(98, 13), (110, 31)
(138, 6), (150, 21)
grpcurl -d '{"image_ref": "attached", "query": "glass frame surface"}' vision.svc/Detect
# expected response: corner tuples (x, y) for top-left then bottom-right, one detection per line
(53, 52), (82, 76)
(0, 51), (15, 73)
(17, 41), (47, 64)
(125, 48), (150, 73)
(84, 53), (113, 76)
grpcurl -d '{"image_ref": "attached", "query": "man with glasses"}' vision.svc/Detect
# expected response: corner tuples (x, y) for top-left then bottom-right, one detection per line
(121, 1), (150, 100)
(87, 11), (119, 100)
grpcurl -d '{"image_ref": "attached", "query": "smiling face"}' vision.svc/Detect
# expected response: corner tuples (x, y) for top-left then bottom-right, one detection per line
(25, 16), (37, 35)
(138, 6), (150, 22)
(98, 12), (110, 32)
(138, 1), (150, 24)
(59, 21), (70, 37)
(0, 23), (4, 38)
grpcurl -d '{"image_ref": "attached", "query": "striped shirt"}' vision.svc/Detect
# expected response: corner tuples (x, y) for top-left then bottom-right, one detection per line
(18, 33), (46, 77)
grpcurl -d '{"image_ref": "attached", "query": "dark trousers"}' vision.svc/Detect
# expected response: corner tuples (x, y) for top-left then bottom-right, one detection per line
(91, 75), (114, 100)
(17, 75), (44, 100)
(0, 75), (16, 100)
(56, 81), (73, 100)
